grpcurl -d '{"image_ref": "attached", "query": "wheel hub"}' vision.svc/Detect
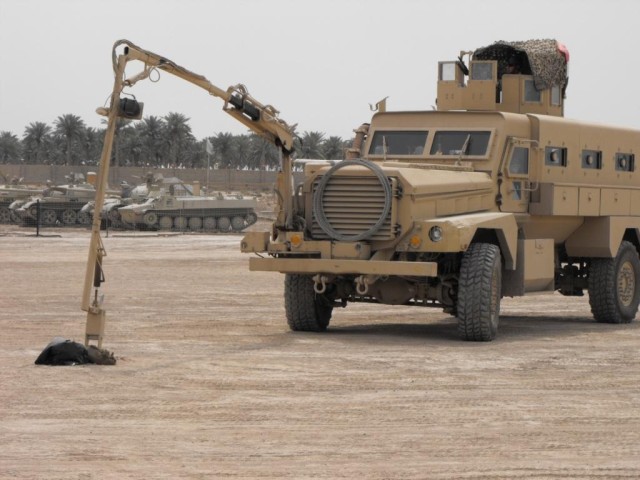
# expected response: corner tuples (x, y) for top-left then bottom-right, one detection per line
(618, 261), (635, 307)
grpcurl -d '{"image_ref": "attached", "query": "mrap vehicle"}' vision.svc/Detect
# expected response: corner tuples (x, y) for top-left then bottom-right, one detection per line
(84, 39), (640, 345)
(242, 39), (640, 341)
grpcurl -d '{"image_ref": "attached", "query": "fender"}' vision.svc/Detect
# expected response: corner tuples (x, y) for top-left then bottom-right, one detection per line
(407, 211), (518, 270)
(565, 217), (640, 258)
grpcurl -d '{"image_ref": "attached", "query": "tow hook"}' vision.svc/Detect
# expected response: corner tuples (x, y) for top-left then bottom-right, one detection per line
(313, 274), (328, 294)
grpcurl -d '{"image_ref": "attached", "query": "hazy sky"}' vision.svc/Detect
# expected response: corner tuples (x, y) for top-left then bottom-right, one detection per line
(1, 0), (639, 141)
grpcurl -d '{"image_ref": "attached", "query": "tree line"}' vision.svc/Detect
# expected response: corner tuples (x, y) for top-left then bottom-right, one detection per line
(0, 113), (353, 170)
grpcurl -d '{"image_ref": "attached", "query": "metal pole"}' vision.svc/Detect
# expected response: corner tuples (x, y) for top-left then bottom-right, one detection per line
(81, 50), (128, 346)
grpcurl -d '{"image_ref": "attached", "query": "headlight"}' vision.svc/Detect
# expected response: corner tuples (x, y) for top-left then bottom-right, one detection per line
(429, 226), (443, 242)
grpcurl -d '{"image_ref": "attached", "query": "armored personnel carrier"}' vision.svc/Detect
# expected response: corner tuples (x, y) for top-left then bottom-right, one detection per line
(117, 178), (258, 231)
(0, 175), (43, 223)
(14, 173), (96, 226)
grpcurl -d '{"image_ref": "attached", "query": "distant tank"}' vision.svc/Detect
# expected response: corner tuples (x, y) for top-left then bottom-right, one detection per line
(81, 173), (185, 229)
(117, 177), (258, 232)
(0, 176), (43, 223)
(14, 173), (98, 226)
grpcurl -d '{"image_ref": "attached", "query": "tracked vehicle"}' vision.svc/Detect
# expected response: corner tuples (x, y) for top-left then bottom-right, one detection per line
(116, 178), (258, 231)
(83, 39), (640, 346)
(0, 175), (43, 223)
(15, 173), (96, 226)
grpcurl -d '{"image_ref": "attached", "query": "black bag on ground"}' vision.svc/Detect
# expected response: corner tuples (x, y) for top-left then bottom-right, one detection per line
(35, 337), (91, 366)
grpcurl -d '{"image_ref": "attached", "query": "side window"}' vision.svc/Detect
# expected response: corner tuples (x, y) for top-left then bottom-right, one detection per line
(439, 62), (457, 81)
(471, 62), (494, 80)
(581, 150), (602, 170)
(616, 153), (635, 172)
(524, 79), (541, 103)
(508, 147), (529, 176)
(551, 85), (562, 106)
(368, 131), (429, 156)
(545, 146), (567, 167)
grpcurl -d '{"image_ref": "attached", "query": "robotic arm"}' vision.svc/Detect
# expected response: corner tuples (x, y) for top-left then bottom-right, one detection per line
(82, 40), (297, 346)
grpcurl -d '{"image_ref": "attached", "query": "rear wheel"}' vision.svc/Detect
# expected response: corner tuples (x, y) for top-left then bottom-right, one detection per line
(245, 212), (258, 225)
(158, 215), (173, 230)
(61, 209), (77, 225)
(0, 207), (11, 223)
(231, 215), (245, 231)
(284, 274), (333, 332)
(188, 217), (203, 230)
(143, 212), (158, 228)
(217, 216), (231, 232)
(174, 216), (188, 230)
(588, 241), (640, 324)
(456, 243), (502, 341)
(41, 209), (58, 225)
(203, 217), (217, 231)
(77, 211), (91, 225)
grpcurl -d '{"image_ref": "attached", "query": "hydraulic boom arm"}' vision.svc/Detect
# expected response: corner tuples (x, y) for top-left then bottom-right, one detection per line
(82, 39), (297, 346)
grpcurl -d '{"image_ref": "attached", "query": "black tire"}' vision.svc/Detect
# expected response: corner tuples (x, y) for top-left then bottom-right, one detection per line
(588, 241), (640, 324)
(457, 243), (502, 341)
(284, 274), (333, 332)
(0, 207), (11, 223)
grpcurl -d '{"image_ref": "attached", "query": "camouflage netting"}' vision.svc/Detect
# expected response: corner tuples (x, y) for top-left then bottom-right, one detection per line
(474, 39), (569, 92)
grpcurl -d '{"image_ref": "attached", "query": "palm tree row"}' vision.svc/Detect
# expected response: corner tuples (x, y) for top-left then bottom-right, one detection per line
(0, 113), (352, 169)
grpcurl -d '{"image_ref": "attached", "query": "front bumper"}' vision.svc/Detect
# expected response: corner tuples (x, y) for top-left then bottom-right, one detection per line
(249, 257), (437, 277)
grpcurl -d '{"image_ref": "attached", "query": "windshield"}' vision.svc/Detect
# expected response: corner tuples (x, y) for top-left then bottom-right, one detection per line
(368, 131), (428, 156)
(430, 131), (491, 156)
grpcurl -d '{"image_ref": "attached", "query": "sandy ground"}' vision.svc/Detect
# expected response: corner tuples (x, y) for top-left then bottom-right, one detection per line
(2, 222), (640, 479)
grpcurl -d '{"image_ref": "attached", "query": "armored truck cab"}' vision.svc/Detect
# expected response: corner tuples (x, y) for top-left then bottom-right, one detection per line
(242, 39), (640, 341)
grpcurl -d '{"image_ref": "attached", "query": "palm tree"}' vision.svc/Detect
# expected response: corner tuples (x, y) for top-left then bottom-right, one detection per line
(83, 127), (104, 165)
(54, 114), (86, 165)
(22, 122), (53, 164)
(232, 134), (253, 169)
(322, 135), (347, 160)
(210, 132), (235, 168)
(0, 131), (22, 163)
(296, 131), (326, 159)
(248, 133), (280, 170)
(138, 116), (166, 167)
(164, 112), (194, 167)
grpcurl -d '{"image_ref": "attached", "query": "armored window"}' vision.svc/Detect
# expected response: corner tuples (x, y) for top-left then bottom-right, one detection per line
(545, 146), (567, 167)
(509, 147), (529, 176)
(615, 153), (635, 172)
(368, 131), (428, 156)
(581, 150), (602, 170)
(524, 79), (541, 103)
(430, 131), (491, 156)
(439, 62), (457, 81)
(551, 85), (562, 106)
(471, 62), (493, 80)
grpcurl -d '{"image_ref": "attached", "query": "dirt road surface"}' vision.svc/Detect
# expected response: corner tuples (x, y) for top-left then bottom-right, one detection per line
(2, 224), (640, 479)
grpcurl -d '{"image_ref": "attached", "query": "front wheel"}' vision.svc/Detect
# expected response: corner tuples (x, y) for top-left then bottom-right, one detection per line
(456, 243), (502, 341)
(284, 274), (333, 332)
(588, 241), (640, 324)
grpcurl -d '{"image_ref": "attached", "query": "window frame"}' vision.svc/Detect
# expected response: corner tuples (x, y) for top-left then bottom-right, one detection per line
(581, 149), (602, 170)
(545, 146), (568, 167)
(367, 130), (429, 157)
(428, 128), (495, 160)
(507, 146), (530, 178)
(615, 152), (635, 172)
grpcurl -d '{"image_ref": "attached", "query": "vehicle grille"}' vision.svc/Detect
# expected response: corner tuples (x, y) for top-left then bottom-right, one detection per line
(310, 175), (397, 241)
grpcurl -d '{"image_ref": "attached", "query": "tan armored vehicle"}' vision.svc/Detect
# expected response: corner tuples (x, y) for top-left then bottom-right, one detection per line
(241, 39), (640, 341)
(0, 174), (43, 223)
(83, 39), (640, 346)
(117, 178), (258, 231)
(14, 173), (96, 226)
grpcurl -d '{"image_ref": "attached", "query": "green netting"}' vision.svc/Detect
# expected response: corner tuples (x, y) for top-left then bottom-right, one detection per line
(474, 39), (569, 91)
